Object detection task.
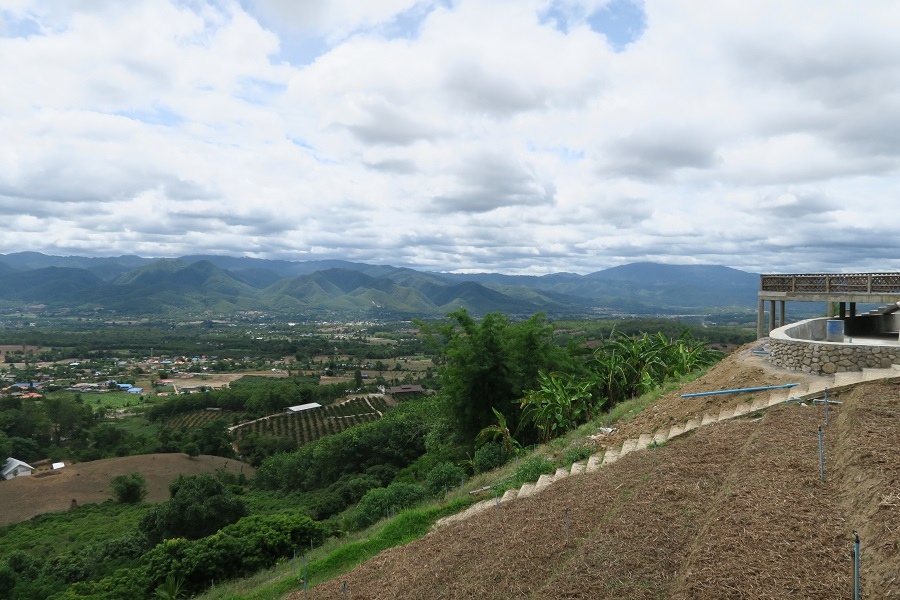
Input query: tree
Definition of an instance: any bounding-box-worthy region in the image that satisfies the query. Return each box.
[475,407,521,454]
[43,396,95,445]
[0,431,11,461]
[110,472,148,503]
[182,442,200,458]
[430,310,571,446]
[139,473,247,545]
[518,371,596,443]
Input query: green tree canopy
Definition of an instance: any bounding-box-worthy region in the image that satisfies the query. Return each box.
[139,473,247,545]
[110,472,148,504]
[431,310,572,445]
[0,431,11,461]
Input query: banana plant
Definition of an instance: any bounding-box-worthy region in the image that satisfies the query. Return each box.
[518,371,594,443]
[475,407,522,454]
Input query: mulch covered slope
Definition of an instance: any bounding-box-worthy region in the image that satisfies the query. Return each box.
[294,378,899,599]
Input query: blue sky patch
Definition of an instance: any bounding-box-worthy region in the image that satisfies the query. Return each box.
[0,11,44,38]
[540,0,646,51]
[587,0,646,51]
[117,105,183,127]
[236,77,287,105]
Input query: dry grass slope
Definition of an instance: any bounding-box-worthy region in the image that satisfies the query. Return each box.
[0,453,255,526]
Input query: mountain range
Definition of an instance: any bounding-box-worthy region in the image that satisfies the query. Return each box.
[0,253,761,319]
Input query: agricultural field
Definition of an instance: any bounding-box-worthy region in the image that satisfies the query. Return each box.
[231,395,393,449]
[165,409,248,430]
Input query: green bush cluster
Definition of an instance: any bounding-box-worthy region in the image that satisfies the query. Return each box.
[426,461,466,496]
[141,513,328,593]
[349,482,428,530]
[473,442,511,473]
[139,473,248,545]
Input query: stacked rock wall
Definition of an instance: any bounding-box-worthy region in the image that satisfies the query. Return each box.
[769,317,900,374]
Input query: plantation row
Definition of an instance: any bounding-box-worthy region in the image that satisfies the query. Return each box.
[165,409,246,430]
[231,396,390,448]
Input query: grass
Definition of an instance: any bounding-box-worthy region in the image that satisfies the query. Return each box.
[0,501,148,562]
[194,499,472,600]
[110,414,160,437]
[71,390,149,410]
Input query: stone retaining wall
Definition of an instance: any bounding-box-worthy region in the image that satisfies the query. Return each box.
[769,317,900,374]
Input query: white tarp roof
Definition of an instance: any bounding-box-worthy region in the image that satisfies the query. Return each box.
[285,402,322,412]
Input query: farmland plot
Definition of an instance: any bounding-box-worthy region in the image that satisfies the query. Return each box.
[231,395,391,448]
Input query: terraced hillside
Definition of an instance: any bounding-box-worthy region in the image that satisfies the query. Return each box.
[294,348,900,599]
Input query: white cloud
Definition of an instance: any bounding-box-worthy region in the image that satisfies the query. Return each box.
[1,0,899,275]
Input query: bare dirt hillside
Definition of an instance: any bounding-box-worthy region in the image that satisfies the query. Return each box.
[0,454,254,526]
[293,346,899,599]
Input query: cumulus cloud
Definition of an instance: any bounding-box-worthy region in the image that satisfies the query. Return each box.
[0,0,899,274]
[431,153,556,213]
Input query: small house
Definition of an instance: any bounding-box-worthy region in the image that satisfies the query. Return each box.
[386,384,425,396]
[2,457,36,480]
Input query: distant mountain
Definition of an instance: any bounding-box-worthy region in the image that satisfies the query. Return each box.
[0,252,761,318]
[0,267,104,302]
[0,252,151,273]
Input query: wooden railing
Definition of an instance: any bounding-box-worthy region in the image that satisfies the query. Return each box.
[761,273,900,294]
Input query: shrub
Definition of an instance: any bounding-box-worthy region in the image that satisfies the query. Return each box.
[141,513,327,593]
[139,473,247,545]
[426,462,465,496]
[350,482,428,530]
[473,442,508,473]
[109,473,147,504]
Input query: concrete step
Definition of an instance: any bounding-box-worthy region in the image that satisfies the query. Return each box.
[717,406,735,421]
[601,448,620,466]
[700,412,718,426]
[534,473,554,493]
[804,379,830,396]
[862,367,897,381]
[586,454,603,472]
[750,395,770,411]
[637,433,653,449]
[667,423,686,439]
[553,467,569,482]
[570,461,586,476]
[518,482,536,499]
[652,429,668,445]
[770,384,805,405]
[451,499,493,523]
[833,371,863,387]
[500,488,518,503]
[794,383,810,396]
[731,402,754,418]
[619,438,638,457]
[766,387,793,404]
[684,417,701,434]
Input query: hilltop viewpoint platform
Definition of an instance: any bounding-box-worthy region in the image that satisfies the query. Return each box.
[768,315,900,374]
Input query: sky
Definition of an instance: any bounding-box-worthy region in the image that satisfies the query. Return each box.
[1,0,899,275]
